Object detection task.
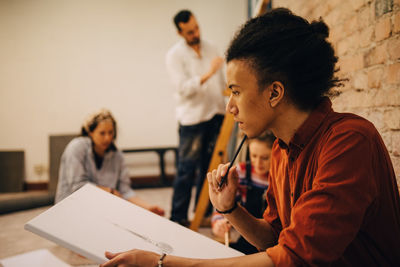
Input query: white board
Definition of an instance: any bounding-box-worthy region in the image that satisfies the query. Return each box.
[24,184,242,264]
[0,249,71,267]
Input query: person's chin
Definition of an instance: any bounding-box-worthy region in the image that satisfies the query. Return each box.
[103,144,111,150]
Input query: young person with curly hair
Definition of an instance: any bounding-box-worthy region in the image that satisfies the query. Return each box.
[101,8,400,266]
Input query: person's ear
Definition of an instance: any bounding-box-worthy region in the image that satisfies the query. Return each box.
[268,81,284,108]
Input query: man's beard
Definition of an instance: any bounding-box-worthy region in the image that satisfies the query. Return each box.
[188,37,200,46]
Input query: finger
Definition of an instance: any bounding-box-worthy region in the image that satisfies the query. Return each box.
[101,253,123,267]
[216,163,226,186]
[105,251,121,259]
[227,165,238,188]
[219,163,230,178]
[211,169,219,189]
[207,172,217,193]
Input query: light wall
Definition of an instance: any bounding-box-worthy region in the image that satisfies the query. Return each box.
[0,0,248,182]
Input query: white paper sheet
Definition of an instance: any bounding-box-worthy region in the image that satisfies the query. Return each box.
[24,184,243,264]
[0,249,71,267]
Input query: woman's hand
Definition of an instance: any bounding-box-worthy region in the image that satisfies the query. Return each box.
[148,205,165,216]
[207,163,239,213]
[100,250,159,267]
[212,218,231,238]
[98,186,122,197]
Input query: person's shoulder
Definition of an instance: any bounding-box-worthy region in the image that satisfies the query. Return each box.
[166,40,186,58]
[111,149,124,160]
[64,136,91,155]
[327,112,378,139]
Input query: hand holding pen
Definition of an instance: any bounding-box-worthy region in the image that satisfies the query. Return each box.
[218,135,247,189]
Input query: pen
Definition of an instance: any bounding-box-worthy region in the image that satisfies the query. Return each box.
[218,135,247,189]
[224,231,230,247]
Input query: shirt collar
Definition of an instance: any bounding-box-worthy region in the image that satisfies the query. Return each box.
[278,97,333,152]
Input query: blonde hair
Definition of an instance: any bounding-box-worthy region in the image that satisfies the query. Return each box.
[249,130,276,148]
[81,108,117,139]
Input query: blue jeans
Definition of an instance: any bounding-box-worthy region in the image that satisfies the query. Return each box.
[170,114,224,222]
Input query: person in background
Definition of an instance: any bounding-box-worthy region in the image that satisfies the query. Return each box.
[101,8,400,266]
[166,9,226,226]
[55,109,164,216]
[211,131,275,254]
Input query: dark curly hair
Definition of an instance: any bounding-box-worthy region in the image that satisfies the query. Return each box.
[226,8,342,110]
[173,10,192,32]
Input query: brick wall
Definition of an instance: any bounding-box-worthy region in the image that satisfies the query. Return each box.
[273,0,400,186]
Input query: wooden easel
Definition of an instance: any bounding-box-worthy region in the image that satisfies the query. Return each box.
[189,0,270,232]
[189,112,235,231]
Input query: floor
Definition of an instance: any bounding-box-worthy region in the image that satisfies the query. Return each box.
[0,187,233,266]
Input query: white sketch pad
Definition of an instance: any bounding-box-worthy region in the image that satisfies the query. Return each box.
[0,249,71,267]
[24,184,243,264]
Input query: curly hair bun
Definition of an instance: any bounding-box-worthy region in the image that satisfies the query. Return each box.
[310,20,329,39]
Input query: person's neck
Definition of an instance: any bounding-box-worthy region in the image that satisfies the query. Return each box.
[190,43,201,57]
[93,146,105,157]
[271,103,311,145]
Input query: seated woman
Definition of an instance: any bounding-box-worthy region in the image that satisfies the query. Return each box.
[211,131,275,254]
[55,109,164,216]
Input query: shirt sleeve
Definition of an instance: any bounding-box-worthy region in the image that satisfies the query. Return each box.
[116,152,136,199]
[55,140,91,203]
[266,130,378,266]
[165,50,203,99]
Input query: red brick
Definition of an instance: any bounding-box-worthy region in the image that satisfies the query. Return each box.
[353,71,368,89]
[365,42,388,66]
[326,0,347,14]
[359,26,374,48]
[374,88,400,107]
[394,12,400,33]
[343,16,358,36]
[358,6,371,29]
[312,3,331,18]
[329,23,345,44]
[325,8,343,27]
[388,37,400,60]
[375,16,392,42]
[350,0,366,11]
[384,109,400,130]
[338,54,364,73]
[392,132,400,157]
[337,38,351,56]
[368,67,384,88]
[387,63,400,84]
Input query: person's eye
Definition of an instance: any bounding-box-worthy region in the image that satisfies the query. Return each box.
[232,90,240,96]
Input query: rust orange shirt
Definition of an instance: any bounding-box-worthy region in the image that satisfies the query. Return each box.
[264,98,400,266]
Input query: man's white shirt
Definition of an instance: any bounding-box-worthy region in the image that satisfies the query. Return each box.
[166,39,226,126]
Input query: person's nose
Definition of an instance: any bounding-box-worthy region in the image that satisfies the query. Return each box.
[256,158,262,168]
[106,133,113,142]
[194,29,200,39]
[226,96,237,115]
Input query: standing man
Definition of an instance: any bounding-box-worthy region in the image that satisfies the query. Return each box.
[101,8,400,266]
[165,10,226,226]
